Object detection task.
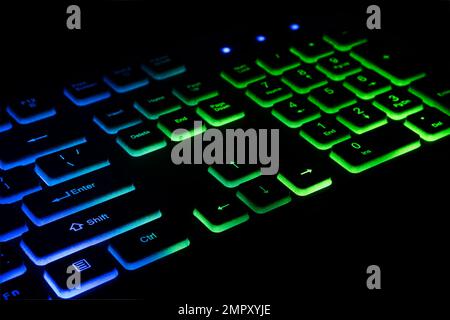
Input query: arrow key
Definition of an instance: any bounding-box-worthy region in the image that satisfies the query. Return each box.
[277,163,332,196]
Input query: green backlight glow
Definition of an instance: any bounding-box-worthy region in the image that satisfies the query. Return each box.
[133,101,181,120]
[408,87,450,116]
[207,166,260,188]
[322,35,367,52]
[404,121,450,142]
[315,64,362,82]
[281,77,327,95]
[245,90,293,109]
[277,174,332,196]
[172,89,219,107]
[116,137,167,157]
[372,101,423,121]
[255,59,300,76]
[343,81,391,100]
[307,95,356,114]
[271,109,321,129]
[220,71,266,89]
[236,191,292,214]
[300,130,351,150]
[157,122,206,142]
[196,107,245,127]
[193,209,249,233]
[336,115,388,135]
[289,47,333,64]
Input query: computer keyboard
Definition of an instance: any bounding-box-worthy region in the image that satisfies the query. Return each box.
[1,17,449,302]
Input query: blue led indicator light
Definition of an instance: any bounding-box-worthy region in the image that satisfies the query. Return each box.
[290,23,300,31]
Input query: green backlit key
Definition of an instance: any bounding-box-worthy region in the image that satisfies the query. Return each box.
[337,103,387,134]
[277,163,332,196]
[409,77,450,116]
[290,37,334,64]
[116,123,167,157]
[220,62,266,89]
[300,118,351,150]
[271,97,320,128]
[196,97,245,127]
[322,31,367,52]
[281,66,328,94]
[246,78,292,108]
[256,49,300,76]
[308,84,356,114]
[330,123,421,174]
[236,176,291,214]
[172,78,219,106]
[157,109,206,141]
[404,108,450,142]
[208,162,260,188]
[316,53,362,81]
[373,89,423,120]
[343,70,391,100]
[134,91,182,120]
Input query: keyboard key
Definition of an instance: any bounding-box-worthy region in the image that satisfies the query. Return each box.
[271,97,321,128]
[409,77,450,116]
[116,123,167,157]
[316,53,362,81]
[404,108,450,142]
[373,89,423,120]
[0,275,49,300]
[20,195,162,265]
[236,176,291,214]
[277,163,332,196]
[343,70,391,100]
[337,103,387,134]
[0,166,42,204]
[157,109,206,141]
[141,54,186,80]
[196,97,245,127]
[93,106,143,134]
[0,120,86,170]
[220,62,266,89]
[44,247,118,299]
[322,31,367,52]
[64,80,111,107]
[103,66,149,93]
[172,78,219,106]
[300,118,351,150]
[0,205,28,241]
[22,168,135,226]
[208,162,260,188]
[308,84,356,114]
[134,91,182,120]
[281,66,328,94]
[34,144,110,186]
[246,78,292,108]
[330,123,421,173]
[350,45,426,86]
[290,37,334,63]
[193,196,249,233]
[108,220,190,270]
[0,109,13,133]
[256,49,300,76]
[0,242,27,284]
[6,96,56,125]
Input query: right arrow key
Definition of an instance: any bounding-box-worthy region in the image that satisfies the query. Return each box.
[277,164,332,197]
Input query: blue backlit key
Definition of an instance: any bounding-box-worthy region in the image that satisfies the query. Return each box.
[0,166,42,204]
[35,144,110,186]
[22,168,135,226]
[0,205,28,241]
[0,242,27,284]
[6,96,56,125]
[0,109,13,132]
[93,106,143,134]
[141,54,186,80]
[64,80,111,107]
[0,275,49,300]
[103,66,149,93]
[44,247,118,299]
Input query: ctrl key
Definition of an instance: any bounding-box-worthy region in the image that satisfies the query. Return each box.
[43,248,118,299]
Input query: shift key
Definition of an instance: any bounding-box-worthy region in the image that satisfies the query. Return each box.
[22,168,135,226]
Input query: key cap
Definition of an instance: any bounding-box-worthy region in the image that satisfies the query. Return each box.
[277,163,332,196]
[330,123,421,173]
[220,62,266,89]
[409,77,450,116]
[256,49,300,76]
[246,78,292,108]
[93,106,143,134]
[300,118,351,150]
[343,70,391,100]
[172,78,219,106]
[141,54,186,80]
[6,96,56,125]
[0,120,86,170]
[208,162,261,188]
[193,193,249,233]
[373,89,423,120]
[0,166,42,204]
[290,37,334,63]
[308,84,356,114]
[157,109,206,141]
[0,205,28,241]
[22,168,135,226]
[64,80,111,107]
[134,91,182,120]
[322,30,367,52]
[0,109,13,133]
[236,176,292,214]
[404,108,450,142]
[103,66,149,93]
[350,45,426,86]
[108,220,190,270]
[281,66,328,94]
[0,275,50,300]
[20,195,162,265]
[34,144,110,186]
[0,242,27,284]
[271,97,321,128]
[44,247,118,299]
[116,123,167,157]
[196,97,245,127]
[337,103,387,134]
[316,53,362,81]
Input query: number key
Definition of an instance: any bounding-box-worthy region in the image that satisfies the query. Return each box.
[337,103,387,134]
[300,118,351,150]
[246,78,292,108]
